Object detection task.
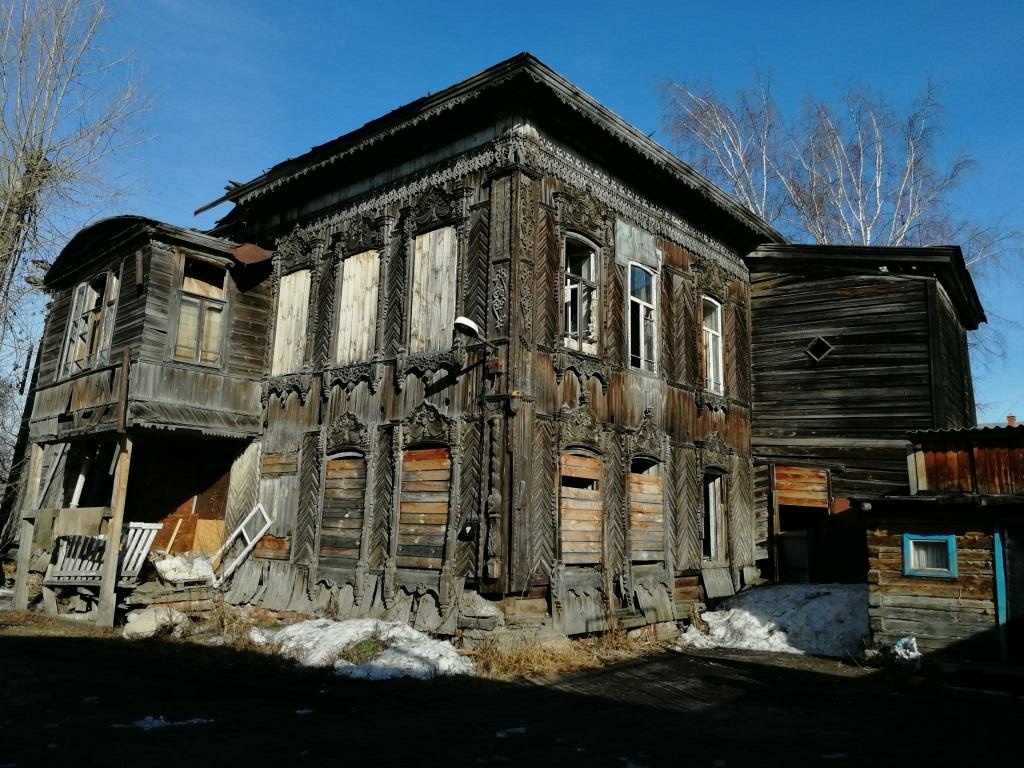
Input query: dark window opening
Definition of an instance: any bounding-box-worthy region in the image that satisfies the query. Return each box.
[563,238,598,354]
[805,336,834,362]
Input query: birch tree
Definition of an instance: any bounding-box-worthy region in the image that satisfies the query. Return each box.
[0,0,142,484]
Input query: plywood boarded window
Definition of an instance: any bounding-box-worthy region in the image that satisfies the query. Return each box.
[318,452,366,568]
[271,269,311,374]
[335,250,380,364]
[560,453,602,566]
[174,257,226,366]
[398,447,451,569]
[409,227,457,353]
[61,270,120,378]
[703,472,727,561]
[629,458,664,562]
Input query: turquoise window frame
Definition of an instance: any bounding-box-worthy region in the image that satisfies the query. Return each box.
[902,533,958,579]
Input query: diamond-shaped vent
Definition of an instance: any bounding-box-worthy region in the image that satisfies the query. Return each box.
[805,336,834,362]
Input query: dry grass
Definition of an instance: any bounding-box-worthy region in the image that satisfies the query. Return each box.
[0,609,120,639]
[470,629,660,682]
[337,634,387,666]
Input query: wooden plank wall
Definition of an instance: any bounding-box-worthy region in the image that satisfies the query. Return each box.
[930,284,975,429]
[271,269,312,375]
[559,454,603,566]
[868,526,998,656]
[318,455,366,570]
[409,227,457,353]
[774,466,829,508]
[335,250,379,364]
[397,447,451,569]
[628,470,664,562]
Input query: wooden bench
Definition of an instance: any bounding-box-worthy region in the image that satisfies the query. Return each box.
[42,521,162,589]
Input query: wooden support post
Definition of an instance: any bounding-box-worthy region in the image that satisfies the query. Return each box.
[96,435,132,627]
[13,443,45,610]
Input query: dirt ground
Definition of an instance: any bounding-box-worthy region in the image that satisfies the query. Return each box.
[1,610,1021,767]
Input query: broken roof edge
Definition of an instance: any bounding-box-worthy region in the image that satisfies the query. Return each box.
[746,242,986,330]
[45,216,238,288]
[194,52,783,245]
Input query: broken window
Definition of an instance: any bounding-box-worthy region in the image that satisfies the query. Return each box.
[270,268,311,374]
[60,270,120,378]
[409,227,458,353]
[702,297,724,395]
[563,238,598,354]
[174,257,227,366]
[335,250,380,364]
[559,453,602,566]
[702,472,726,561]
[628,264,656,371]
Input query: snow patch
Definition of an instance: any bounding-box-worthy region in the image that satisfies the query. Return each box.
[262,618,473,680]
[155,555,214,584]
[677,584,868,658]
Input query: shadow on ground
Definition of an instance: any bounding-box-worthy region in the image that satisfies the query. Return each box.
[1,628,1020,766]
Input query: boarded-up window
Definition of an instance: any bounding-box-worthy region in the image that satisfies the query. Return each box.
[61,270,120,377]
[335,250,380,364]
[703,473,726,561]
[174,258,226,366]
[629,458,664,562]
[409,227,457,353]
[258,453,299,559]
[398,447,451,569]
[271,269,311,374]
[560,454,602,566]
[318,453,366,568]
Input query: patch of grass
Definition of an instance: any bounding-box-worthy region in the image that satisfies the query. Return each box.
[471,630,658,682]
[338,634,387,666]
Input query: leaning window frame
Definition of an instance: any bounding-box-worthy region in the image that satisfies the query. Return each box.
[171,252,229,369]
[562,235,600,355]
[701,296,725,395]
[58,267,121,379]
[628,262,657,372]
[902,533,958,579]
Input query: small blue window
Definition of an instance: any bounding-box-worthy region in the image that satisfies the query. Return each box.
[902,534,958,579]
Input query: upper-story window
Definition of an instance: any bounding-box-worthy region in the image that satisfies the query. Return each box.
[563,237,598,354]
[270,268,311,374]
[629,264,656,371]
[409,227,457,354]
[60,270,120,378]
[702,297,724,395]
[174,257,226,366]
[335,249,380,364]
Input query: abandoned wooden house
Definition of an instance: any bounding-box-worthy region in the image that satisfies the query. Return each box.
[4,53,988,637]
[746,245,984,583]
[861,422,1024,660]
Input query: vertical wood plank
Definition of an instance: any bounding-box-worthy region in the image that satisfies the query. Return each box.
[97,435,132,627]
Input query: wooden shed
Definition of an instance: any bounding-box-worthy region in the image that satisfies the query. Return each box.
[746,245,985,583]
[861,423,1024,660]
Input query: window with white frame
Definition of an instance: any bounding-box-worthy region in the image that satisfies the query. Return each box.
[628,264,656,371]
[702,297,724,395]
[902,534,958,578]
[174,257,227,366]
[564,237,598,354]
[61,270,120,378]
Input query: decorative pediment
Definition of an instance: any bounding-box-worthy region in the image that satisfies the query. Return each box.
[691,258,730,301]
[554,190,606,240]
[553,349,609,394]
[698,431,733,471]
[276,225,323,274]
[262,374,315,409]
[325,412,368,453]
[410,185,467,230]
[395,346,465,392]
[324,359,385,395]
[332,214,384,257]
[695,387,730,415]
[402,402,454,448]
[631,407,662,459]
[557,393,602,451]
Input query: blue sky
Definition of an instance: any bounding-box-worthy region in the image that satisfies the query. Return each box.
[99,0,1024,419]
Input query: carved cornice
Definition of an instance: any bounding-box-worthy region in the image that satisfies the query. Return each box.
[331,214,386,257]
[691,258,731,301]
[404,185,471,235]
[275,225,323,275]
[324,412,368,454]
[324,358,385,395]
[395,345,466,391]
[695,388,731,415]
[697,431,734,472]
[262,373,315,409]
[557,392,603,452]
[553,348,609,394]
[402,401,456,448]
[554,189,607,242]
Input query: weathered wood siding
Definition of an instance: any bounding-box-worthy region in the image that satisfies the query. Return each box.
[559,454,603,566]
[318,455,366,569]
[335,250,379,363]
[398,447,451,570]
[628,470,664,562]
[271,269,312,375]
[868,526,998,656]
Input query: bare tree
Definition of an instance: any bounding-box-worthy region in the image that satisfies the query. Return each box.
[0,0,142,490]
[662,75,1017,272]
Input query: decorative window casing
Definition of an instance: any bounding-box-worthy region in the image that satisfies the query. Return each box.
[335,249,380,364]
[61,269,120,377]
[270,268,311,375]
[173,257,227,366]
[563,237,598,354]
[902,534,958,578]
[702,297,724,395]
[409,226,458,353]
[628,264,656,371]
